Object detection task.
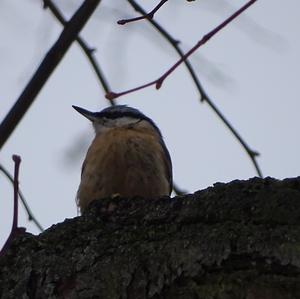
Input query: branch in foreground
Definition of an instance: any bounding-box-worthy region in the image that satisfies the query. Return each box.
[0,0,101,150]
[108,0,262,177]
[43,0,114,105]
[117,0,168,25]
[0,177,299,298]
[0,163,44,232]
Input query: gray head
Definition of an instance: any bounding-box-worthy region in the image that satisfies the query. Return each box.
[72,105,163,136]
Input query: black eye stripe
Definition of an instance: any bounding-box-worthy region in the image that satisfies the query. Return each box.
[92,106,163,138]
[98,111,142,120]
[97,112,162,137]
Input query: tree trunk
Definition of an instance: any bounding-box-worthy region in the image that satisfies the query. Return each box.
[0,177,300,299]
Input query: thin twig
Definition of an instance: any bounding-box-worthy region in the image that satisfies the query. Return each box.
[43,0,114,103]
[0,156,26,257]
[0,0,102,150]
[117,0,168,25]
[108,0,262,177]
[0,163,44,232]
[107,0,257,98]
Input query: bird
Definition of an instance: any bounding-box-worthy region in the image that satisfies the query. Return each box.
[72,105,172,213]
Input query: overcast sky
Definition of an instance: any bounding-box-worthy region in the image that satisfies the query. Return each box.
[1,0,299,247]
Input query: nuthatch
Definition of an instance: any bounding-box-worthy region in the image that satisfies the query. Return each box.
[73,105,172,213]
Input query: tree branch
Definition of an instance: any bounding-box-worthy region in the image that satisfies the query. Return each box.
[43,0,114,103]
[117,0,168,25]
[107,0,257,96]
[0,156,25,257]
[1,177,299,297]
[0,0,102,150]
[107,0,262,177]
[0,163,44,232]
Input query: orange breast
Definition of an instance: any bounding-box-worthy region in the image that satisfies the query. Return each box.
[77,127,170,212]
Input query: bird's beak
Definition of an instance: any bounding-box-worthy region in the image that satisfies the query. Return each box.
[72,105,98,122]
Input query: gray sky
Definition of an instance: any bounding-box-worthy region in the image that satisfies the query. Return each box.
[1,0,300,247]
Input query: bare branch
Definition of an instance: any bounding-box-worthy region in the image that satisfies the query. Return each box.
[43,0,114,103]
[0,156,26,257]
[110,0,262,177]
[117,0,168,25]
[0,163,44,232]
[107,0,257,98]
[0,0,102,150]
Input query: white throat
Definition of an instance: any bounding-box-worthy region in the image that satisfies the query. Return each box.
[93,116,141,134]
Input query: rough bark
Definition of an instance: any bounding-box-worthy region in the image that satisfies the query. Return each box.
[0,177,300,299]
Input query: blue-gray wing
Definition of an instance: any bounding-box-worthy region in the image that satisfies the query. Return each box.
[160,139,173,195]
